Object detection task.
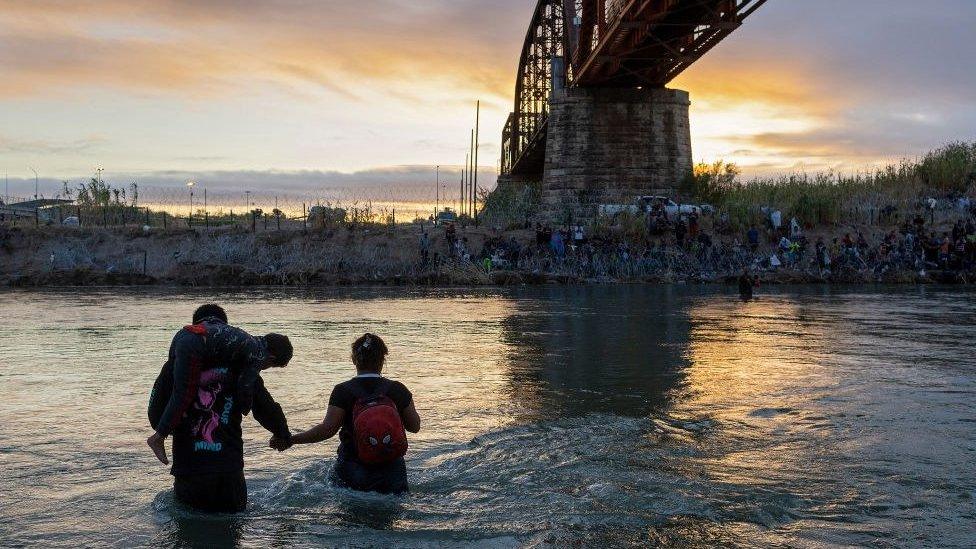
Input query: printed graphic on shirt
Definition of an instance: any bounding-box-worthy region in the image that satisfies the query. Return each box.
[192,367,229,452]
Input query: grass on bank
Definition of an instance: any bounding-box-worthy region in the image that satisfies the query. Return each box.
[481,142,976,230]
[683,142,976,227]
[478,180,542,228]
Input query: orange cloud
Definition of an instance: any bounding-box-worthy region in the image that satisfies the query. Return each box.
[2,0,971,178]
[0,1,520,102]
[674,61,842,118]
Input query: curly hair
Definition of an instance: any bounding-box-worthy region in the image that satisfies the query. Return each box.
[192,303,227,324]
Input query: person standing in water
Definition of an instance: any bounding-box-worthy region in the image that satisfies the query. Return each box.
[274,333,420,494]
[147,304,294,513]
[738,268,754,300]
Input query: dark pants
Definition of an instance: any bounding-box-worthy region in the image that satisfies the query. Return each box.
[332,457,408,494]
[174,471,247,513]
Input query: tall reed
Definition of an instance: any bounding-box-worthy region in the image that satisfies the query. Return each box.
[693,142,976,227]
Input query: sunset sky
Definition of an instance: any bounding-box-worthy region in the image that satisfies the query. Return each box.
[1,0,974,197]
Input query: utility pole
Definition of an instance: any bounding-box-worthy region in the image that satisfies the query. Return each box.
[468,129,474,218]
[462,155,468,216]
[30,167,38,200]
[4,173,8,204]
[435,165,440,217]
[474,100,480,222]
[244,190,251,211]
[458,158,464,217]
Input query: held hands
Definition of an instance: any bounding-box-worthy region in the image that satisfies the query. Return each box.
[269,435,293,452]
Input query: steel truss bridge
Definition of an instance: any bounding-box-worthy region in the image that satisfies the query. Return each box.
[501,0,766,176]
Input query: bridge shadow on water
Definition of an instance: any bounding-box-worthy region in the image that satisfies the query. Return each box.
[499,285,695,422]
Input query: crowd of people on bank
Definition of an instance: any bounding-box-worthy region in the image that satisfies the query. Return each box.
[422,199,976,281]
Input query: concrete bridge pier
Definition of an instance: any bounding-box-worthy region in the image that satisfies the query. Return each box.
[541,87,692,222]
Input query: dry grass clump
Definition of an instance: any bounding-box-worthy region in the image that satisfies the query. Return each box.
[479,180,542,229]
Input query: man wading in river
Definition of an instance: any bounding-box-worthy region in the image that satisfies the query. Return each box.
[147,304,293,513]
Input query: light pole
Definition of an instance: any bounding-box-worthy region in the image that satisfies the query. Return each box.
[187,181,195,217]
[474,100,480,223]
[94,167,103,207]
[29,167,38,200]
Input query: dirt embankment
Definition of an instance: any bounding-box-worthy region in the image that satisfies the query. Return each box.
[0,222,963,287]
[0,224,506,287]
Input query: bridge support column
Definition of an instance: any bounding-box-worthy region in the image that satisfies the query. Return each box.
[495,173,540,190]
[541,87,692,222]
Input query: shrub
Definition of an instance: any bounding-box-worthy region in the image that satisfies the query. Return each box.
[913,142,976,192]
[680,161,740,204]
[479,180,542,228]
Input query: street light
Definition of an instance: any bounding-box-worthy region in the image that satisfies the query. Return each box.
[187,181,195,217]
[29,167,38,200]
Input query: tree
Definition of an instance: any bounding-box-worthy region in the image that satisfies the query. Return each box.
[76,178,113,206]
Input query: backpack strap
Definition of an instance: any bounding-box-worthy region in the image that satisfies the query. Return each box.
[183,324,207,336]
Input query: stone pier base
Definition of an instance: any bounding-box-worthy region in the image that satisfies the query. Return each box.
[541,87,692,222]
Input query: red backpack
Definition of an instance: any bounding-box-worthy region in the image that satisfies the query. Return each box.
[351,382,408,465]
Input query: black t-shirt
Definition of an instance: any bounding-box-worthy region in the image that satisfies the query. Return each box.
[170,363,245,476]
[328,376,413,462]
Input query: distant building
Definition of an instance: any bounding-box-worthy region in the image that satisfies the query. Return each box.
[0,198,74,221]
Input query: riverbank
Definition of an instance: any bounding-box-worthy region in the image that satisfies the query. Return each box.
[2,213,973,286]
[5,144,974,287]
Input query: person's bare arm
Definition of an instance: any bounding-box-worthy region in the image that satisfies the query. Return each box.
[279,405,345,446]
[401,401,421,433]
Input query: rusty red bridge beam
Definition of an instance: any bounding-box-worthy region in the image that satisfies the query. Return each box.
[500,0,766,175]
[571,0,767,87]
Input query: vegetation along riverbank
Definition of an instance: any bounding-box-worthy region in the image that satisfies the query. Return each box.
[2,143,975,287]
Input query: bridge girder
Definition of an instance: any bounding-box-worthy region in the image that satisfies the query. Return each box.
[502,0,766,176]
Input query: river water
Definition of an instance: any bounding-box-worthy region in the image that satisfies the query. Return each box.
[0,286,974,548]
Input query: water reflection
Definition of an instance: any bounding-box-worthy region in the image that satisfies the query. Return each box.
[684,294,835,412]
[501,286,693,420]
